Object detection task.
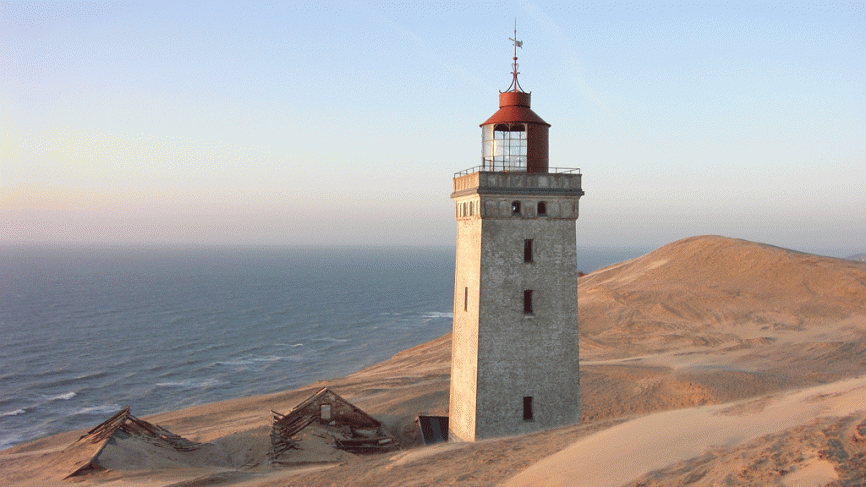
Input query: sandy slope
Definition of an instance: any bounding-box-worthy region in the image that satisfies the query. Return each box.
[580,235,866,359]
[506,375,866,487]
[2,235,865,486]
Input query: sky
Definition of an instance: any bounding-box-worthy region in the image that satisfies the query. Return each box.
[2,1,864,252]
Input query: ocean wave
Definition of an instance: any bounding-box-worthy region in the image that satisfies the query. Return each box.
[312,338,348,343]
[421,311,453,319]
[74,370,109,381]
[252,355,281,362]
[37,370,107,389]
[275,343,304,348]
[47,391,77,401]
[213,358,254,367]
[155,378,225,389]
[71,404,123,416]
[0,408,26,418]
[0,434,23,451]
[211,355,283,367]
[211,359,247,367]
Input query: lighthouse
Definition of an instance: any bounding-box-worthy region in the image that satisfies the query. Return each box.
[448,28,584,442]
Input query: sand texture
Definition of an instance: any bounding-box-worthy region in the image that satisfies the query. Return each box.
[2,235,865,486]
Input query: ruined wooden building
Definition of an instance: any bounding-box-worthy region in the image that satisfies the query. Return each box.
[64,406,205,478]
[269,387,397,462]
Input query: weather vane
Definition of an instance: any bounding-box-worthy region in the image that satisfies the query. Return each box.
[506,19,524,92]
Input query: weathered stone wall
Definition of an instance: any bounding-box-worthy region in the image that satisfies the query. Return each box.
[449,172,582,442]
[449,194,482,442]
[475,216,579,439]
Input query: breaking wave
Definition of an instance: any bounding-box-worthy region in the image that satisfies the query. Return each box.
[47,391,77,401]
[421,311,453,319]
[1,408,26,418]
[155,378,225,389]
[70,404,123,416]
[210,355,284,367]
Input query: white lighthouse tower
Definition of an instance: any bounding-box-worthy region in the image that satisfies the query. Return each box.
[448,29,584,442]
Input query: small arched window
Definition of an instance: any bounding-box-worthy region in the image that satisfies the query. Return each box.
[537,201,547,215]
[511,201,521,215]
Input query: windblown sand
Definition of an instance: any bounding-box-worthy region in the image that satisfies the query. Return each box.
[3,235,865,486]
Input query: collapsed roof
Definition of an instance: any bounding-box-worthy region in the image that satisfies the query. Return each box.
[64,406,206,478]
[270,387,397,462]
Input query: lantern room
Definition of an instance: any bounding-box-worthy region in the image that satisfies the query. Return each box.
[481,90,549,173]
[479,26,550,174]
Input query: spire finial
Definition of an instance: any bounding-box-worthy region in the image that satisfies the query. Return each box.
[506,19,524,92]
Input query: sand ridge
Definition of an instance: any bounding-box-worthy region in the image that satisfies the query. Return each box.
[2,235,865,486]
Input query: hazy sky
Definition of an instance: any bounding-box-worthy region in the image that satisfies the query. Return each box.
[2,1,864,251]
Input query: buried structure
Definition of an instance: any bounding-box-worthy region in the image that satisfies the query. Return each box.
[59,388,398,479]
[63,407,219,478]
[269,387,398,463]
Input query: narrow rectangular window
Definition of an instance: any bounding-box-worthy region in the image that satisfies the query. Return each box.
[523,290,533,314]
[523,396,533,421]
[464,287,468,312]
[524,239,533,262]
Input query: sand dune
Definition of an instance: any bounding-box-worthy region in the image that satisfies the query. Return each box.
[580,235,866,358]
[2,235,865,486]
[506,377,866,487]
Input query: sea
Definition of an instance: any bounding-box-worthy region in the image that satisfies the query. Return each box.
[0,244,647,450]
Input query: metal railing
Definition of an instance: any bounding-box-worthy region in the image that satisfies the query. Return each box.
[453,166,581,178]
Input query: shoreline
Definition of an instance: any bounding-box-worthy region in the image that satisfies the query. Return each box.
[3,236,866,486]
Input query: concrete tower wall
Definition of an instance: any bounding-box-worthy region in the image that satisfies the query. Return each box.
[450,202,482,440]
[476,216,579,438]
[450,171,582,441]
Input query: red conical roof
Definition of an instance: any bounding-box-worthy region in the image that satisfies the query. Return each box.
[481,91,549,127]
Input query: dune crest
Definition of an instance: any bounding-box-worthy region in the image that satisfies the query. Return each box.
[580,235,866,358]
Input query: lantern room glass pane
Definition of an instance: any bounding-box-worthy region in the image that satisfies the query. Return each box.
[482,123,527,171]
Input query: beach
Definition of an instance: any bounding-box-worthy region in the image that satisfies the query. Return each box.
[2,235,865,486]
